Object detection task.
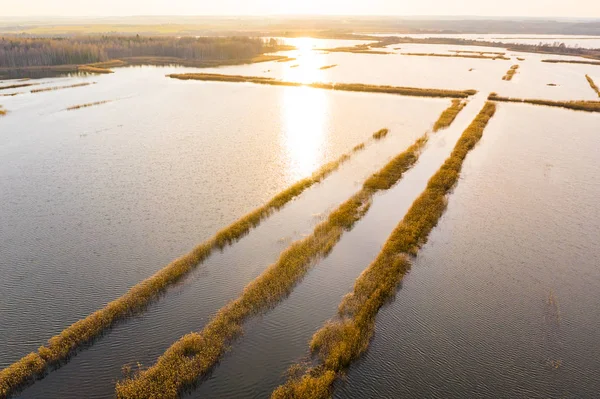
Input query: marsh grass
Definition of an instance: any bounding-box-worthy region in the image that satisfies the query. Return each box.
[542,59,600,66]
[271,102,498,399]
[290,64,300,68]
[432,99,467,132]
[585,75,600,97]
[0,82,38,91]
[114,130,431,399]
[168,73,477,99]
[371,128,388,140]
[319,64,338,70]
[517,57,525,61]
[78,65,114,74]
[450,50,506,56]
[502,64,519,81]
[0,127,385,399]
[66,100,112,111]
[403,52,510,60]
[277,58,296,63]
[0,105,5,116]
[31,82,94,93]
[488,93,600,112]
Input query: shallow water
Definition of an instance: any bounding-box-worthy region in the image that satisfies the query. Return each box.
[2,39,600,398]
[336,103,600,398]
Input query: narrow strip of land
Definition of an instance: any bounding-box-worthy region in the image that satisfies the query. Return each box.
[0,82,38,91]
[585,75,600,97]
[31,82,95,93]
[271,102,497,399]
[402,52,510,60]
[542,59,600,66]
[115,126,434,398]
[0,127,388,399]
[433,100,467,132]
[66,100,113,111]
[502,65,519,81]
[168,73,477,99]
[488,93,600,112]
[319,64,338,70]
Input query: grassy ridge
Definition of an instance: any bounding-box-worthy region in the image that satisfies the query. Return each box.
[271,102,497,399]
[0,82,38,91]
[78,65,114,74]
[488,93,600,112]
[450,50,506,56]
[114,128,436,398]
[432,99,467,132]
[402,52,510,60]
[586,75,600,97]
[502,65,519,81]
[66,100,112,111]
[168,73,477,99]
[0,128,386,399]
[31,82,94,93]
[542,59,600,66]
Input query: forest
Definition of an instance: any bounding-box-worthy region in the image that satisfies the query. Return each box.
[0,36,284,68]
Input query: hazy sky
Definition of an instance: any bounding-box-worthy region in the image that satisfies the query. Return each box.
[3,0,599,18]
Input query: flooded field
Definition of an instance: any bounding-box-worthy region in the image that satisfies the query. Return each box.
[1,35,600,398]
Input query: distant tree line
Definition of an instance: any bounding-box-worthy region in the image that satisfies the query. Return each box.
[0,36,283,68]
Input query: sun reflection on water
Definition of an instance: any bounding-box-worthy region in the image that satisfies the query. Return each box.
[281,84,329,182]
[282,37,326,84]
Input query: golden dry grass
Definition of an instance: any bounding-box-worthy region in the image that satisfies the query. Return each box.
[66,100,112,111]
[432,99,467,132]
[31,82,94,93]
[371,128,388,140]
[319,64,338,70]
[403,52,510,60]
[0,82,38,91]
[168,73,477,99]
[0,106,6,116]
[0,127,384,399]
[450,50,506,56]
[271,102,497,399]
[542,59,600,66]
[488,93,600,112]
[78,65,114,74]
[585,75,600,97]
[114,130,432,399]
[502,64,519,81]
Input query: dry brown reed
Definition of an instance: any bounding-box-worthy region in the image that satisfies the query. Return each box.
[31,82,94,93]
[432,99,467,132]
[168,73,477,99]
[585,75,600,97]
[542,59,600,66]
[488,93,600,112]
[114,130,433,399]
[502,64,519,81]
[78,65,114,74]
[403,52,510,60]
[0,127,384,399]
[0,82,38,91]
[66,100,112,111]
[319,64,338,70]
[270,102,498,399]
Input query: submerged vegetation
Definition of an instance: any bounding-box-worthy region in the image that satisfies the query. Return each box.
[488,93,600,112]
[115,130,432,399]
[30,82,94,93]
[402,52,509,60]
[66,100,112,111]
[585,75,600,97]
[432,99,467,132]
[0,127,386,399]
[271,102,498,399]
[169,73,477,99]
[319,64,338,70]
[502,65,519,81]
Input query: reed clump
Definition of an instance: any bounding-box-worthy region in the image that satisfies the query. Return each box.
[114,129,433,399]
[319,64,338,70]
[0,105,6,116]
[66,100,112,111]
[488,93,600,113]
[450,50,506,56]
[0,128,383,399]
[517,57,525,61]
[432,99,467,132]
[585,75,600,97]
[0,82,38,91]
[78,65,114,74]
[542,59,600,66]
[502,64,519,81]
[403,52,510,60]
[371,128,388,140]
[31,82,94,93]
[271,102,498,399]
[277,58,296,63]
[168,73,477,99]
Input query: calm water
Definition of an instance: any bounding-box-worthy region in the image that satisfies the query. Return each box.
[336,104,600,398]
[1,39,600,398]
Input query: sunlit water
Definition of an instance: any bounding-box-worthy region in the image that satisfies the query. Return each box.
[1,38,600,398]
